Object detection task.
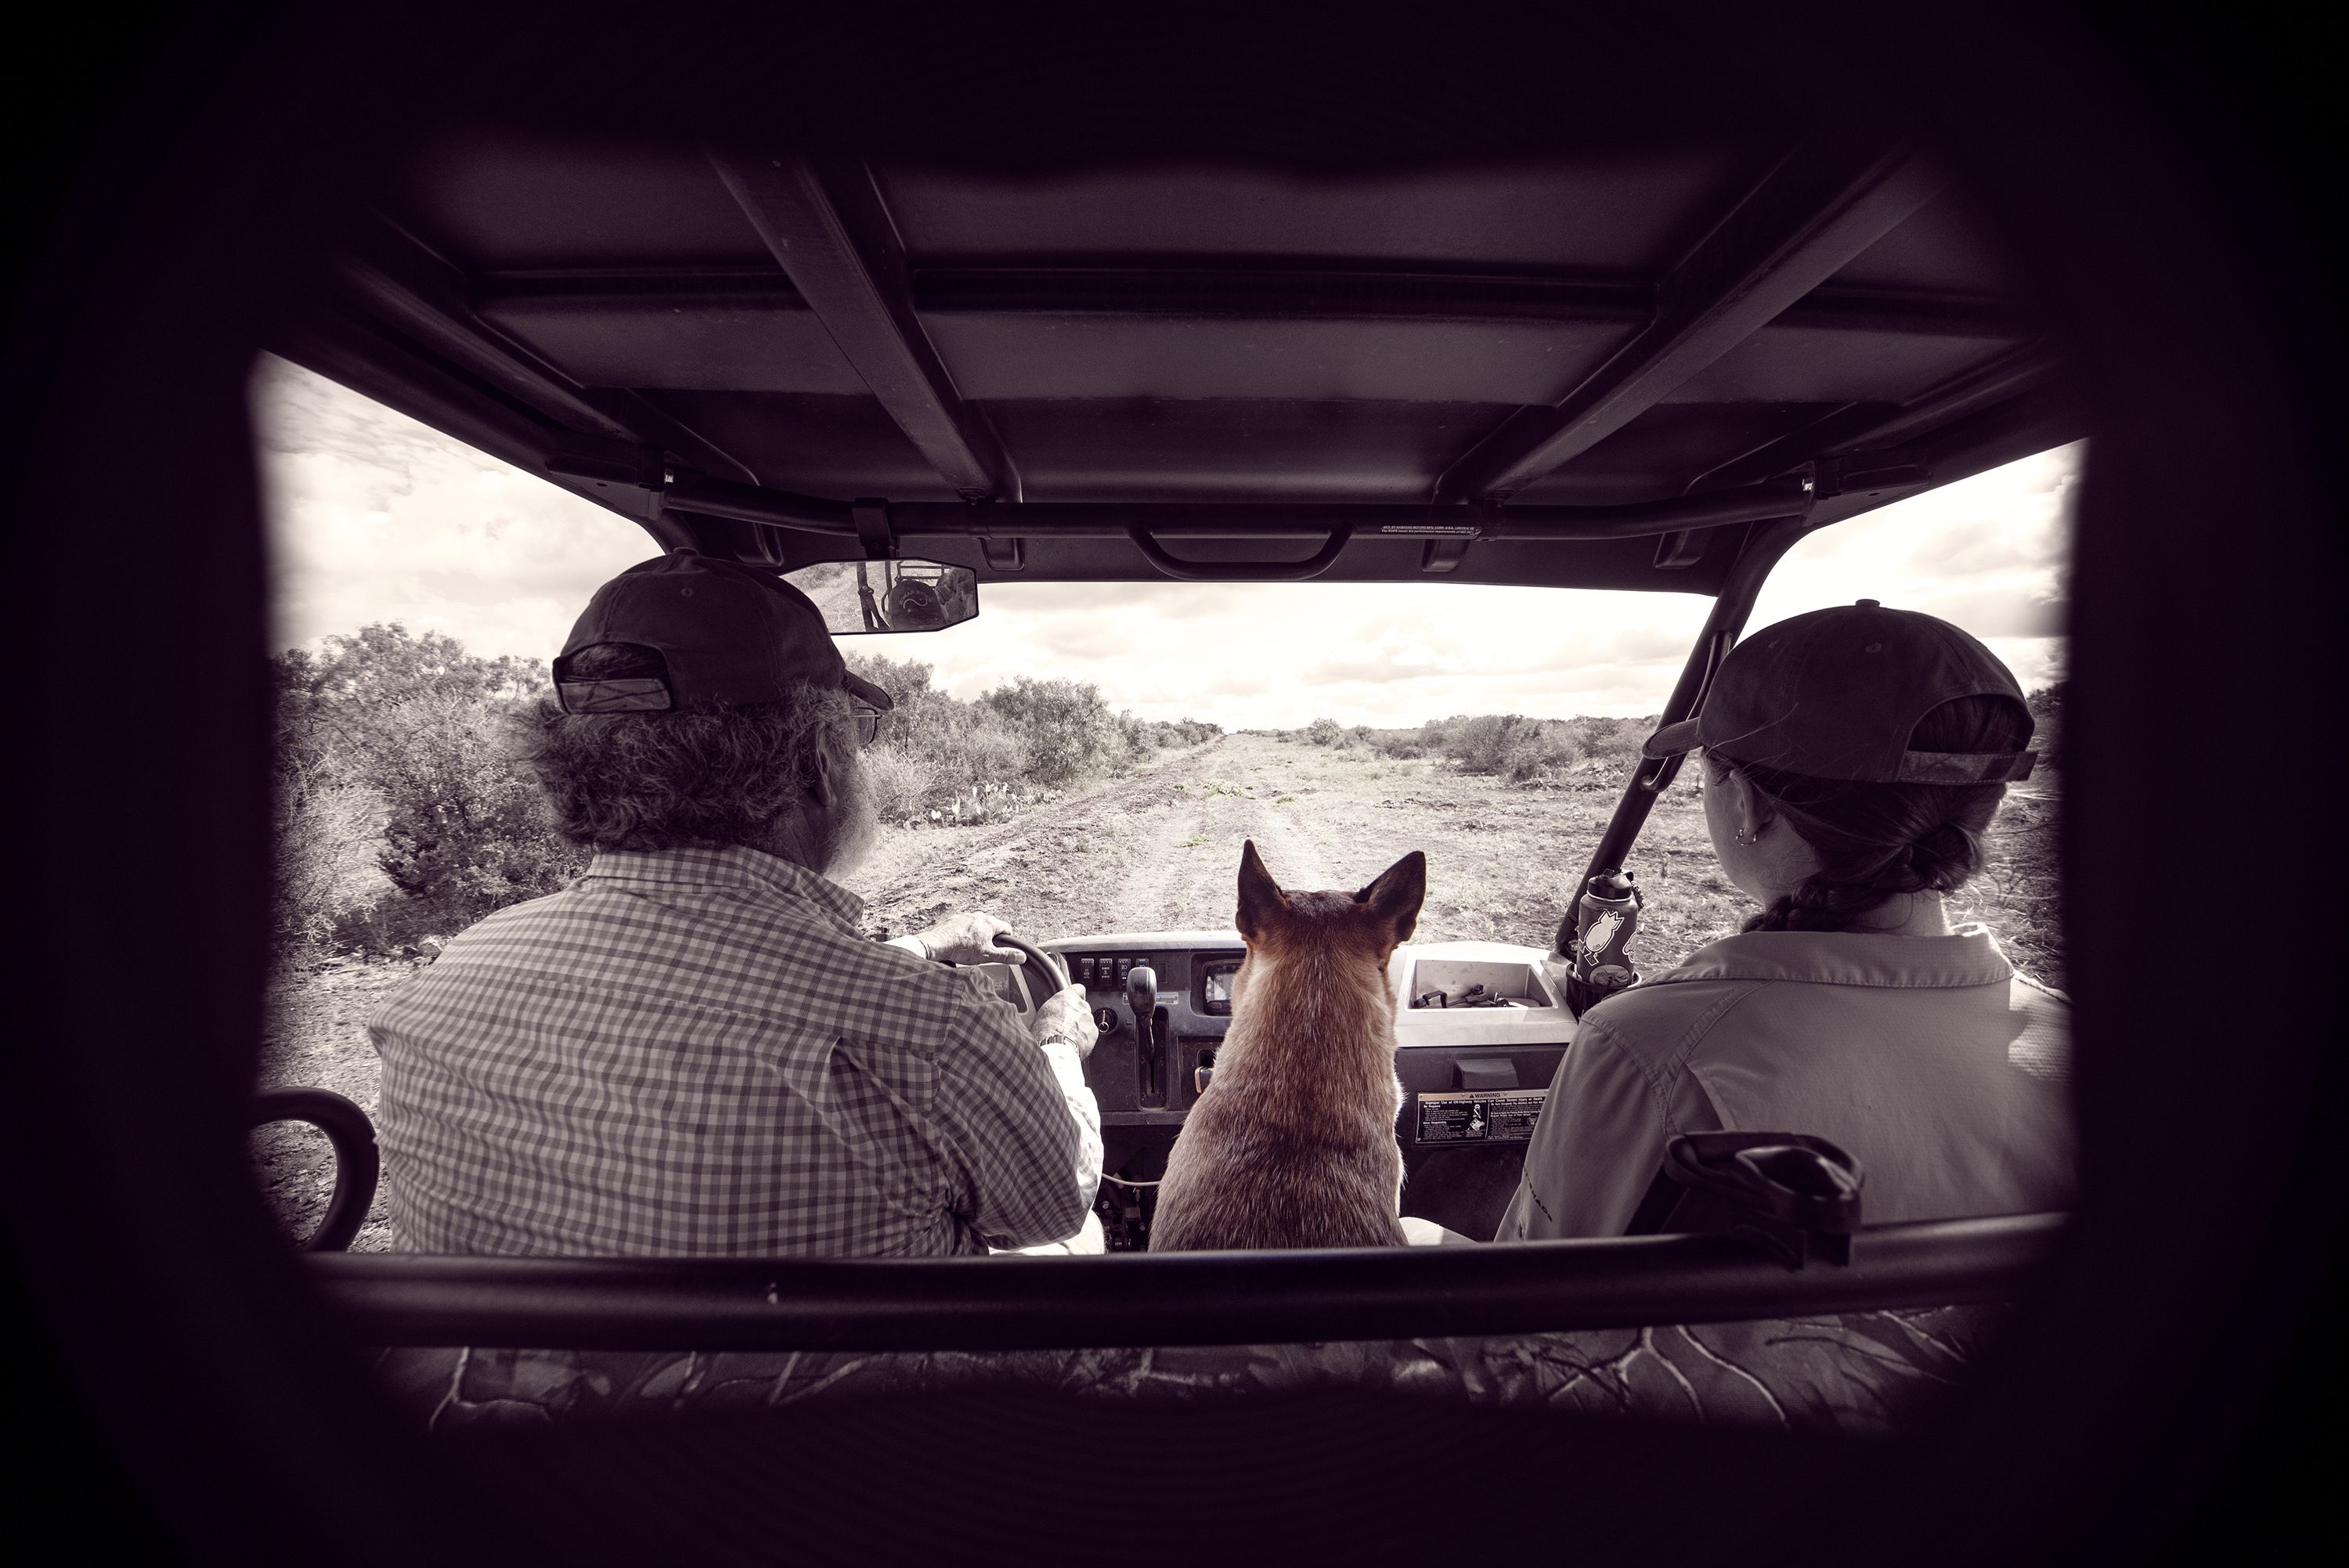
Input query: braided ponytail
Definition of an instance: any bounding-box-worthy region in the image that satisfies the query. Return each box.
[1711,695,2028,935]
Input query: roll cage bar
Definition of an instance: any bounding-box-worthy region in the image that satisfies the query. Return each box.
[313,1215,2065,1351]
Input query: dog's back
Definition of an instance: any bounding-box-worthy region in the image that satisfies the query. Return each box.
[1150,842,1425,1251]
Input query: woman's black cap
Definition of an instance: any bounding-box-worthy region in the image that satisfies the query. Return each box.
[1642,600,2037,784]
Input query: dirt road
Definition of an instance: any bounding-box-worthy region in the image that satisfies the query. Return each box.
[849,732,1735,954]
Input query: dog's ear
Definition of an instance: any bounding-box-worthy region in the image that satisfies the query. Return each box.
[1355,850,1427,946]
[1236,839,1290,939]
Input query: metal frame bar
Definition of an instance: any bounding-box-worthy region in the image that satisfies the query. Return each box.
[250,1090,379,1254]
[709,150,1019,501]
[306,1213,2063,1351]
[1434,141,1945,503]
[470,264,2027,341]
[659,474,1813,546]
[1551,514,1823,957]
[271,300,568,470]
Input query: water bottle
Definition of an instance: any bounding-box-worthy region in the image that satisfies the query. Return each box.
[1568,869,1642,1013]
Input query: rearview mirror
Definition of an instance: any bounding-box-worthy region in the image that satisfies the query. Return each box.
[786,558,980,634]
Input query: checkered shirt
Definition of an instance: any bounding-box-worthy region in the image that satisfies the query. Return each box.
[369,845,1099,1256]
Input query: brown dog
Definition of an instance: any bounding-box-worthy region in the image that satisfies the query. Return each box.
[1149,841,1427,1250]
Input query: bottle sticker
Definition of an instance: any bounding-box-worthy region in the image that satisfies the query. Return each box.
[1582,909,1626,957]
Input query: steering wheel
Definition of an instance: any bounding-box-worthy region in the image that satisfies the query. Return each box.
[990,932,1070,1013]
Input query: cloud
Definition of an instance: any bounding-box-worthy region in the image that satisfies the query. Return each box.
[1747,442,2080,673]
[254,358,656,663]
[256,354,2080,722]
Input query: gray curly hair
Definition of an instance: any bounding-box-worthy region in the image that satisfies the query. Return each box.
[521,642,853,852]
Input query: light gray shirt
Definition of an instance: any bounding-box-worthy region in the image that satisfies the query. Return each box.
[1498,925,2073,1240]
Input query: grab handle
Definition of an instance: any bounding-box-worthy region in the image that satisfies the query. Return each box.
[249,1087,380,1252]
[1128,526,1351,582]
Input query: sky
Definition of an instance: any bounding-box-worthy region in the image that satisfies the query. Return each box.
[254,354,2075,730]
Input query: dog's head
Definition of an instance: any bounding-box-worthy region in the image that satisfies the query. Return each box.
[1235,839,1425,971]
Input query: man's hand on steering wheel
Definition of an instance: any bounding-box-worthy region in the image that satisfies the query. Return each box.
[903,910,1019,964]
[1031,985,1098,1062]
[892,914,1093,1058]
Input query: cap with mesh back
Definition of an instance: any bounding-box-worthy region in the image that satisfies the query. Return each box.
[553,550,893,715]
[1641,600,2037,784]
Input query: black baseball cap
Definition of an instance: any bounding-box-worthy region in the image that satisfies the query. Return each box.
[1642,600,2037,784]
[553,551,893,715]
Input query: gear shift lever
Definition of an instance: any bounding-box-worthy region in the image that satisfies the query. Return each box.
[1127,964,1161,1106]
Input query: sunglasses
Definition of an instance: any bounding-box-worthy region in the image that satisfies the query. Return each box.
[850,704,886,746]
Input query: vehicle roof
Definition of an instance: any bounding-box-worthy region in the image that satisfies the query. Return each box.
[280,124,2076,597]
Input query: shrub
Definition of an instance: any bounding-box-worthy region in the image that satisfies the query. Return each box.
[1451,714,1576,780]
[1111,709,1159,769]
[862,747,942,821]
[273,768,392,962]
[897,693,1030,797]
[1305,716,1344,746]
[1567,715,1648,768]
[846,652,1034,807]
[842,651,937,712]
[946,712,1033,788]
[272,623,583,961]
[1420,712,1620,784]
[355,690,586,943]
[840,654,1215,821]
[2026,683,2063,767]
[982,676,1124,784]
[1362,726,1423,758]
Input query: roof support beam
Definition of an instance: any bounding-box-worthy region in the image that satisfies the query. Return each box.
[1690,344,2062,492]
[1433,140,1944,503]
[709,151,1019,502]
[330,215,760,485]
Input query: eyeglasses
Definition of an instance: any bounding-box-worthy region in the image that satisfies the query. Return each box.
[850,704,886,746]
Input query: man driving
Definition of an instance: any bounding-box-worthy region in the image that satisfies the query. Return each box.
[367,550,1102,1257]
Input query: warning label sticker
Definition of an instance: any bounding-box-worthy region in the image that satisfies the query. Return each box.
[1377,524,1482,537]
[1414,1089,1547,1144]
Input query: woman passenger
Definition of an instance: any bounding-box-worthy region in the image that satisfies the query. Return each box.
[1498,600,2072,1240]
